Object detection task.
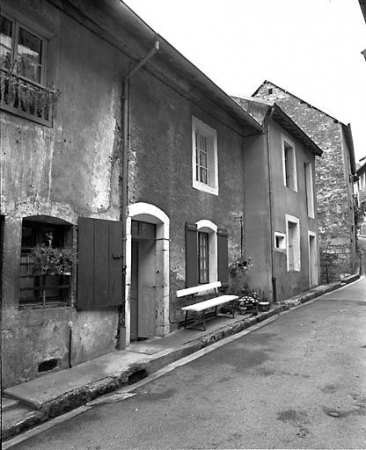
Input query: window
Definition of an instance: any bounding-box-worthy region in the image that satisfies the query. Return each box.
[185,221,228,287]
[20,219,73,307]
[1,14,44,84]
[192,117,218,195]
[0,13,56,126]
[282,136,297,191]
[304,163,315,218]
[198,232,209,284]
[286,215,300,271]
[274,232,286,251]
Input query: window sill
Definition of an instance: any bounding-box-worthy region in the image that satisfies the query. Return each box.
[193,180,218,196]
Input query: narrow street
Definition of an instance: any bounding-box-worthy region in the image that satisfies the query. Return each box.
[10,278,366,450]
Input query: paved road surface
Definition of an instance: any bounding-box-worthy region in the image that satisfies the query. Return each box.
[11,278,366,449]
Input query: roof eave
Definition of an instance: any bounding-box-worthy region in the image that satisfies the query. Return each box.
[64,0,263,135]
[272,104,323,156]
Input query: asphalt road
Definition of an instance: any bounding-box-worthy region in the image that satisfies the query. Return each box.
[11,278,366,450]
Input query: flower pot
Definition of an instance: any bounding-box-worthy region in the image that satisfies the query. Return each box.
[258,302,270,312]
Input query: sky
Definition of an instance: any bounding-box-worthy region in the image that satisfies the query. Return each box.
[124,0,366,163]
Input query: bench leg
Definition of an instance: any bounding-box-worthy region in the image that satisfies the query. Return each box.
[202,311,206,331]
[184,310,188,328]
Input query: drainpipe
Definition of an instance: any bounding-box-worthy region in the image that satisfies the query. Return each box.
[117,41,160,349]
[265,107,276,302]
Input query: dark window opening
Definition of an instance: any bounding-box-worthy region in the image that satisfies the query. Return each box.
[198,232,209,284]
[20,219,72,307]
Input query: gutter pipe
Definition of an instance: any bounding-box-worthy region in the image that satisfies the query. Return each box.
[265,107,276,302]
[117,40,160,349]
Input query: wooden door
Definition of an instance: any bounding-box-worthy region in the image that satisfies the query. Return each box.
[130,240,139,341]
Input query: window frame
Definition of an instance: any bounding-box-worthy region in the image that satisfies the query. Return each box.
[285,214,301,272]
[192,117,218,196]
[282,135,297,192]
[274,231,286,251]
[198,231,209,284]
[1,13,47,86]
[304,162,315,218]
[19,219,73,308]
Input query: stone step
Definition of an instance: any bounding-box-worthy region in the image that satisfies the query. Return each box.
[1,404,44,442]
[2,396,20,412]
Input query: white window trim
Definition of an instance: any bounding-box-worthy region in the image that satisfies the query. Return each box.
[196,219,218,282]
[274,231,286,251]
[305,163,315,218]
[285,214,301,272]
[192,117,218,196]
[282,134,298,192]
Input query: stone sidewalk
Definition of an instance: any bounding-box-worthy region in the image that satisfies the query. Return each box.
[1,274,359,444]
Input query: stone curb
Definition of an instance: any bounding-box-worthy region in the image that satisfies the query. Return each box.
[2,277,360,442]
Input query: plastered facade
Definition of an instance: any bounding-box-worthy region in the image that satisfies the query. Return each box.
[253,82,357,283]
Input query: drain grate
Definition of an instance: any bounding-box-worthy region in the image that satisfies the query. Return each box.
[38,358,58,373]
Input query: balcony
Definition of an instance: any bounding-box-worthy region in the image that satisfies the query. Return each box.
[0,69,59,126]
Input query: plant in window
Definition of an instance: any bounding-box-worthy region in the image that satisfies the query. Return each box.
[30,244,77,275]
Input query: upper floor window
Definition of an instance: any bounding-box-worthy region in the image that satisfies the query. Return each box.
[282,136,297,191]
[0,13,58,126]
[192,117,218,196]
[304,163,315,218]
[1,14,44,84]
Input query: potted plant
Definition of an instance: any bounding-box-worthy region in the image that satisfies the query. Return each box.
[30,244,77,275]
[229,255,253,276]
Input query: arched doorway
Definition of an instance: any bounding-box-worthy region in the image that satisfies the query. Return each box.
[125,203,169,345]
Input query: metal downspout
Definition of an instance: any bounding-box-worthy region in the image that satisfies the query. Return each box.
[266,108,276,302]
[118,41,160,349]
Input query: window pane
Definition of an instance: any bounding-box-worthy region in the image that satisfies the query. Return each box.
[0,15,13,69]
[18,56,41,82]
[198,232,209,283]
[200,151,207,168]
[199,135,207,151]
[18,27,42,63]
[0,45,11,68]
[18,27,42,82]
[200,167,207,184]
[0,15,13,39]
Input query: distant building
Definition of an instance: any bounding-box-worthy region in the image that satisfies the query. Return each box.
[253,81,358,283]
[356,158,366,234]
[233,97,322,301]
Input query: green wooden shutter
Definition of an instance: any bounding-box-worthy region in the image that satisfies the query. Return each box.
[217,228,229,288]
[185,222,198,287]
[78,217,123,309]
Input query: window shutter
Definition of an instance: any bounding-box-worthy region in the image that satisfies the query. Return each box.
[185,222,198,287]
[78,217,123,309]
[217,228,229,288]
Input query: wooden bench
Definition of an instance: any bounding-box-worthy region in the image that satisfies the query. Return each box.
[177,281,238,331]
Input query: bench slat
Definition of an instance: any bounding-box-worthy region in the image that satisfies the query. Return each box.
[182,295,238,312]
[176,281,221,298]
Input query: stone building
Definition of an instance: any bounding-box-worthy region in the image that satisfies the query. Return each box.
[253,81,358,283]
[356,158,366,234]
[0,0,263,389]
[0,1,321,391]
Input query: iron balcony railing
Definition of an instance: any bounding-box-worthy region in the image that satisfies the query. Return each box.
[0,69,59,126]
